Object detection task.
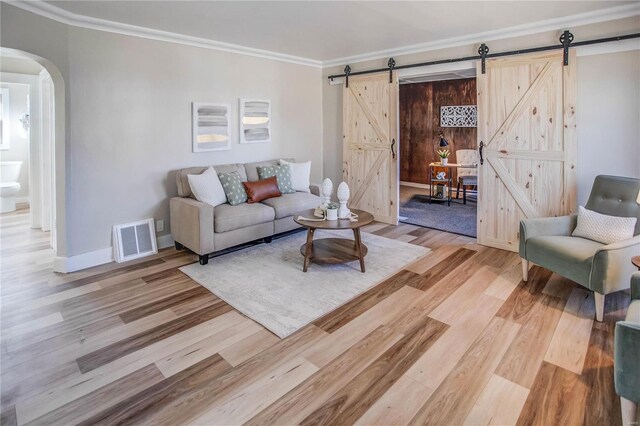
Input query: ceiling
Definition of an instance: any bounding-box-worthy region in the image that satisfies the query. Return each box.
[25,1,640,65]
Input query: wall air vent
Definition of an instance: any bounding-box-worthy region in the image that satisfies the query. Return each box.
[112,219,158,263]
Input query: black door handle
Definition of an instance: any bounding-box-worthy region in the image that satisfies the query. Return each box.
[391,138,396,159]
[479,141,485,165]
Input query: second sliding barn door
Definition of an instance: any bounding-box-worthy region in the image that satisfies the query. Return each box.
[343,73,399,224]
[477,51,577,251]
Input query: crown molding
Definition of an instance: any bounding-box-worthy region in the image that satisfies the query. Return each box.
[4,0,323,68]
[321,3,640,68]
[5,1,639,69]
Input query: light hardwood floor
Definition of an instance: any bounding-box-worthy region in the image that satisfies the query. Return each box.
[0,205,628,425]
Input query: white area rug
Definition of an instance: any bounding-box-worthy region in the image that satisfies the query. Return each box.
[180,229,430,338]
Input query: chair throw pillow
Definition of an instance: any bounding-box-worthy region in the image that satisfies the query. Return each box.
[280,159,311,193]
[187,167,228,207]
[243,176,282,203]
[218,171,248,206]
[572,205,637,245]
[257,165,295,194]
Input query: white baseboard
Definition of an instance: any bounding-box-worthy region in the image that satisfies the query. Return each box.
[53,233,175,273]
[157,233,175,249]
[53,247,113,273]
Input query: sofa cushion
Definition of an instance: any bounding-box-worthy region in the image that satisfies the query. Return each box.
[244,158,294,182]
[280,159,311,193]
[214,203,275,233]
[218,171,248,206]
[525,235,603,287]
[572,205,637,244]
[187,167,227,207]
[261,192,322,219]
[176,163,247,198]
[258,165,295,194]
[243,176,281,203]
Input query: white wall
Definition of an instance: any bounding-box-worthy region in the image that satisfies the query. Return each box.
[1,4,323,260]
[0,82,30,200]
[322,17,640,203]
[577,50,640,205]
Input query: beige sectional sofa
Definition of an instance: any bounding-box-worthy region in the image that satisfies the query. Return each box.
[170,159,321,264]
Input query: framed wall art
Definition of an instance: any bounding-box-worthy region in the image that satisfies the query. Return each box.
[192,102,232,152]
[239,99,271,144]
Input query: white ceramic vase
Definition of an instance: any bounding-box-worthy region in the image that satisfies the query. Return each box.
[337,181,351,219]
[441,157,448,166]
[322,178,333,204]
[326,208,338,221]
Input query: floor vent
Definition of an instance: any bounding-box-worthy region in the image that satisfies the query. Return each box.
[113,219,158,263]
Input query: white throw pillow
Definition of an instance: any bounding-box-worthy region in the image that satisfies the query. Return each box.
[572,206,637,244]
[280,159,311,193]
[187,166,227,207]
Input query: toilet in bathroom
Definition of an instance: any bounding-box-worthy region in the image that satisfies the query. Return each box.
[0,161,23,213]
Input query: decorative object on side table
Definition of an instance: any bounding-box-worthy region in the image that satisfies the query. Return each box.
[434,132,449,163]
[322,178,333,204]
[438,149,450,166]
[326,203,338,221]
[337,181,351,219]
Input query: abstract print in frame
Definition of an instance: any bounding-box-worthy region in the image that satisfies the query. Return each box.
[192,102,232,152]
[239,99,271,144]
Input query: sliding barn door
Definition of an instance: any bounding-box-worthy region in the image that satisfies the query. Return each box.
[343,73,399,224]
[477,51,577,251]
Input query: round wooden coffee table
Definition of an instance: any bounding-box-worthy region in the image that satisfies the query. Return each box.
[294,209,374,273]
[632,256,640,270]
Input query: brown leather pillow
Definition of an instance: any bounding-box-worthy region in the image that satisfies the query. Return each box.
[243,176,282,203]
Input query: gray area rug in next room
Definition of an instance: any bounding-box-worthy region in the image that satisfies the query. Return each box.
[400,194,477,237]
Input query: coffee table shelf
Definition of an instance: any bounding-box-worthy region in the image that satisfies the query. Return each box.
[300,238,369,265]
[294,208,374,273]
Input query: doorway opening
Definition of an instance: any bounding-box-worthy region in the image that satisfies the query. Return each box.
[0,51,60,254]
[397,68,479,238]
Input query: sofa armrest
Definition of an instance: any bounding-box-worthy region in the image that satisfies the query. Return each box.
[519,215,577,258]
[309,184,320,197]
[590,235,640,295]
[170,197,215,255]
[615,321,640,402]
[632,272,640,301]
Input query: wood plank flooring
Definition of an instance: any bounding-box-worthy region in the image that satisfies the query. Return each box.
[0,205,628,425]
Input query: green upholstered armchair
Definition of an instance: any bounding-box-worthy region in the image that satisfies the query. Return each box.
[615,272,640,426]
[519,175,640,322]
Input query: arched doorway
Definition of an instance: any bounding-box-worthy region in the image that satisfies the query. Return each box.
[0,47,66,260]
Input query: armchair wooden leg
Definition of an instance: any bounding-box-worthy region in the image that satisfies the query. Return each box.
[521,259,529,282]
[456,182,461,199]
[594,292,605,322]
[620,396,638,426]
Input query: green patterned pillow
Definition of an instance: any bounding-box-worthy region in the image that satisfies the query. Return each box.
[257,165,295,194]
[218,171,248,205]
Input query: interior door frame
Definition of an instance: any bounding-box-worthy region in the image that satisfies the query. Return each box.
[396,62,479,220]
